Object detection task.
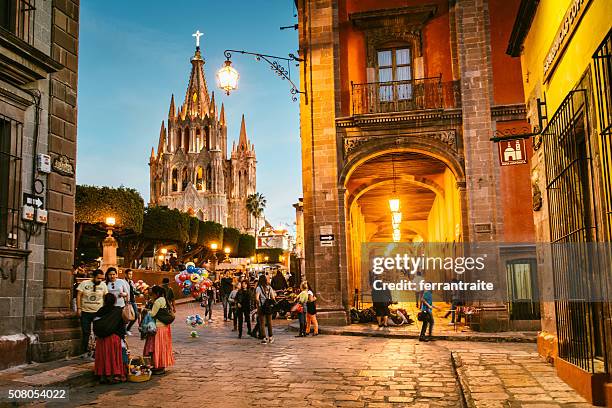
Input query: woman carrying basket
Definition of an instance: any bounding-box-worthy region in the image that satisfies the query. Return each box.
[143,285,175,374]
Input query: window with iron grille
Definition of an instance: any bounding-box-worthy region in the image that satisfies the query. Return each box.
[0,0,36,45]
[543,89,610,375]
[0,115,23,248]
[593,29,612,243]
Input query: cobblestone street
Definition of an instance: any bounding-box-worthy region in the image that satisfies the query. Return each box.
[20,304,589,408]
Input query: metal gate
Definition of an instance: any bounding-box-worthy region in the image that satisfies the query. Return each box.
[543,89,610,374]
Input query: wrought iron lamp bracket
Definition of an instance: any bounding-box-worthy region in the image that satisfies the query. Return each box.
[223,49,305,101]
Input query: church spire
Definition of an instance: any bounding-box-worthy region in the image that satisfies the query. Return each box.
[219,103,225,125]
[238,114,248,150]
[157,120,166,155]
[183,46,211,118]
[168,94,175,119]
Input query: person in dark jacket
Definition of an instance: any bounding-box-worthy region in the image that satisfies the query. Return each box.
[93,293,126,384]
[271,270,288,291]
[235,280,252,338]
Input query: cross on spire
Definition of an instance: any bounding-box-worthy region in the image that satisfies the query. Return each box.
[192,30,203,48]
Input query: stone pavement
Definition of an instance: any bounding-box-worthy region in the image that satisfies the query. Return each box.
[0,303,593,408]
[452,351,591,408]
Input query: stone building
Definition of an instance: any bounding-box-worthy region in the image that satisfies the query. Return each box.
[296,0,538,328]
[0,0,80,369]
[149,44,257,234]
[507,0,611,403]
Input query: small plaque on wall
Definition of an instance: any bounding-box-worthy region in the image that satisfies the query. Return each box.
[474,223,492,233]
[52,155,75,177]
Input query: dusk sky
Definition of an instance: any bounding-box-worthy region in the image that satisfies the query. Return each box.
[77,1,301,229]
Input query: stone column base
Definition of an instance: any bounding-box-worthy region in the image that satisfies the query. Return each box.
[315,309,348,326]
[31,310,81,363]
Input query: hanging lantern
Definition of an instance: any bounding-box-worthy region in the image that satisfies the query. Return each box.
[217,59,239,95]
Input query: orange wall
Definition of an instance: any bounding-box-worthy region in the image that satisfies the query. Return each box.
[489,0,525,105]
[339,0,452,116]
[497,121,536,242]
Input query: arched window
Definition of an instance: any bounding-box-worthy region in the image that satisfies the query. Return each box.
[177,128,183,151]
[181,167,189,190]
[184,126,190,152]
[205,126,210,150]
[206,164,212,191]
[195,167,204,191]
[171,168,178,192]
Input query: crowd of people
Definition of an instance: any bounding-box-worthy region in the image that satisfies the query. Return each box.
[74,266,320,384]
[75,267,176,383]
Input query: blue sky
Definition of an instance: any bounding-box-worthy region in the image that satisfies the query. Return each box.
[77,1,301,228]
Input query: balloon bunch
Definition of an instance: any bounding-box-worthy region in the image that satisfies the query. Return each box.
[174,262,212,299]
[186,314,204,338]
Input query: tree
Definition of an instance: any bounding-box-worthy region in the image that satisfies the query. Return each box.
[246,192,266,236]
[222,227,241,255]
[75,185,144,263]
[236,234,256,258]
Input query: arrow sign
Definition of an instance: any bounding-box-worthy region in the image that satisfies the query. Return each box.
[319,234,334,241]
[23,193,44,209]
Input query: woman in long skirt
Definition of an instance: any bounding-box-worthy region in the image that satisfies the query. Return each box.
[93,293,126,383]
[143,285,175,374]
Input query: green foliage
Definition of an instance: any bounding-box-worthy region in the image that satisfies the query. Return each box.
[256,248,284,263]
[142,206,188,243]
[75,185,144,233]
[197,221,224,247]
[237,234,256,258]
[246,193,266,218]
[188,216,200,244]
[222,228,240,255]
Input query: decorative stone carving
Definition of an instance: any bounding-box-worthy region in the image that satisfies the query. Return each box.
[343,130,458,157]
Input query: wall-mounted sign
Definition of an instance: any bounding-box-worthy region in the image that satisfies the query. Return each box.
[52,155,75,176]
[543,0,592,83]
[320,234,334,247]
[498,139,528,166]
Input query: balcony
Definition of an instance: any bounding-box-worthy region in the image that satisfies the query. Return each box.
[351,76,460,116]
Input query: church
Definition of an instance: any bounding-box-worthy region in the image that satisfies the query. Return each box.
[149,41,256,234]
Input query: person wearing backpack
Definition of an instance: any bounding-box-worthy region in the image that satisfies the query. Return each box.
[235,280,252,338]
[143,285,175,374]
[92,293,126,384]
[255,274,276,344]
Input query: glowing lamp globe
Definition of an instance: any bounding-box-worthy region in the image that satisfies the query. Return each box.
[105,216,116,227]
[210,243,218,251]
[224,247,231,254]
[389,198,400,212]
[217,60,239,95]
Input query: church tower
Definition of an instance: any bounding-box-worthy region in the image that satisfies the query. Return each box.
[148,38,256,231]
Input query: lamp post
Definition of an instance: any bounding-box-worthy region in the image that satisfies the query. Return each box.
[223,247,231,263]
[101,216,117,272]
[217,49,305,102]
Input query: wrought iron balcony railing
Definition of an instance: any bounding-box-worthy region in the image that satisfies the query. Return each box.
[351,76,460,115]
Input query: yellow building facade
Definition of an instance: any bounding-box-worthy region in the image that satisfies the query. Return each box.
[508,0,611,404]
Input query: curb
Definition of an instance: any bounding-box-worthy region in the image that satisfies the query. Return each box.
[288,323,537,343]
[451,351,471,408]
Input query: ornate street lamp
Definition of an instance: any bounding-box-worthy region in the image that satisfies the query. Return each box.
[101,216,118,271]
[217,59,239,95]
[217,50,305,101]
[223,246,231,263]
